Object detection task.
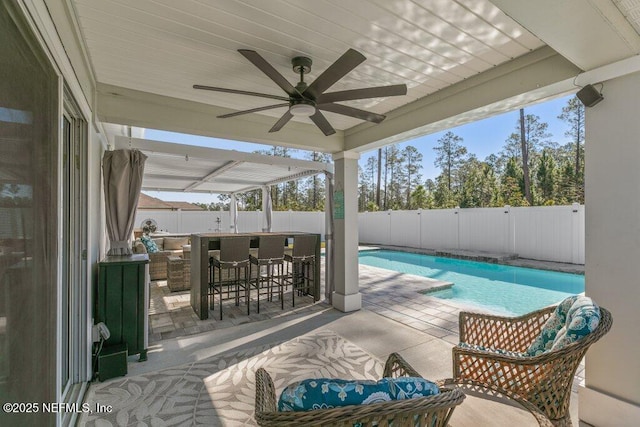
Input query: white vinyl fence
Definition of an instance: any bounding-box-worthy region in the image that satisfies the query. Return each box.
[359,204,584,264]
[135,204,585,264]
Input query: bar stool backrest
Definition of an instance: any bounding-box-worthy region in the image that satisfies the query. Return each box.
[256,235,285,260]
[219,236,251,264]
[292,235,316,260]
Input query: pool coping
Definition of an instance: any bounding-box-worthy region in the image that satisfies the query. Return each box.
[358,244,585,275]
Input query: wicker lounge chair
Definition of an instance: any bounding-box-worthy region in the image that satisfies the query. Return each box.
[255,352,465,427]
[451,304,612,427]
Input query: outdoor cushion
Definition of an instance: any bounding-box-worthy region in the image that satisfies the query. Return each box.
[133,240,147,254]
[551,297,600,351]
[526,295,580,356]
[458,342,527,358]
[278,376,439,412]
[163,236,190,250]
[140,235,160,253]
[152,238,164,250]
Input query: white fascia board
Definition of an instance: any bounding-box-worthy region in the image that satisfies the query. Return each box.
[344,47,581,152]
[98,83,343,153]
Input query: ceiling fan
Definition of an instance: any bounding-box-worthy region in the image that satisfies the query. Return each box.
[194,49,407,136]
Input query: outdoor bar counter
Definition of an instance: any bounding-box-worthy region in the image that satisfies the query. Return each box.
[189,232,321,320]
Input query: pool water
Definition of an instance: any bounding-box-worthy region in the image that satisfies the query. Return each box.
[358,250,584,316]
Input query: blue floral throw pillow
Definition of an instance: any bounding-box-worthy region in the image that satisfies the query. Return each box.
[278,377,439,412]
[526,295,580,356]
[527,295,599,356]
[551,297,600,351]
[140,235,159,253]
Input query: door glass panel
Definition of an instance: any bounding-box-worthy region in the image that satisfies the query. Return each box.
[0,3,58,425]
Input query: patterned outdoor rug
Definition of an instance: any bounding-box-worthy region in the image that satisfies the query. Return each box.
[80,330,384,426]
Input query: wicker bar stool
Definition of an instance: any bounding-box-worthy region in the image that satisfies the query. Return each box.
[209,236,251,320]
[284,234,317,307]
[250,235,286,312]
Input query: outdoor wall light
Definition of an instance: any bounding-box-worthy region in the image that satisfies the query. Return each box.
[504,205,510,213]
[454,206,459,214]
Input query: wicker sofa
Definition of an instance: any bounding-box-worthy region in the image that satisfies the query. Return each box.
[255,352,465,427]
[133,234,190,281]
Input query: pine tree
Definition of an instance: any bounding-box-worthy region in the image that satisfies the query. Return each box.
[434,131,467,193]
[536,149,556,204]
[402,146,423,208]
[557,96,585,203]
[501,158,527,206]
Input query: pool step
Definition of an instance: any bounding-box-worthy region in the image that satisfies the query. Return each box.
[435,249,518,263]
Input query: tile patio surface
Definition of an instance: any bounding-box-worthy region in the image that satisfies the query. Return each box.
[148,252,586,394]
[107,249,589,426]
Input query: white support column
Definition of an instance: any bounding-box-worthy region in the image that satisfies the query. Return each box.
[261,186,272,232]
[580,71,640,426]
[331,151,361,312]
[230,193,237,233]
[325,171,334,302]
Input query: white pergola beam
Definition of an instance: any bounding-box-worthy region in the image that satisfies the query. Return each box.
[184,161,243,192]
[114,136,333,173]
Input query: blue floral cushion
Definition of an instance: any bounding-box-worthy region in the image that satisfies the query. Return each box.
[526,295,580,356]
[551,297,600,351]
[278,377,439,412]
[140,235,159,253]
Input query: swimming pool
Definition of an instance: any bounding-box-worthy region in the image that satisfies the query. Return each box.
[358,250,584,316]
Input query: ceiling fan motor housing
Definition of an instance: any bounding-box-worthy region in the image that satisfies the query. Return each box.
[292,56,312,75]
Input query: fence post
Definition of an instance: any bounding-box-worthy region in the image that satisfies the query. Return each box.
[454,206,460,249]
[503,205,511,254]
[572,203,582,264]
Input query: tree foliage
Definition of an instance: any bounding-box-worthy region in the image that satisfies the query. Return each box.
[197,97,585,213]
[358,96,585,211]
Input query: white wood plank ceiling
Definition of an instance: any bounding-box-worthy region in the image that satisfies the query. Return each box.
[71,0,544,131]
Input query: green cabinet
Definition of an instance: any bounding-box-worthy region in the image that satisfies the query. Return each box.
[96,254,149,361]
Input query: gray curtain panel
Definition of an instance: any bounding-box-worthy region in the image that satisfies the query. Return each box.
[102,149,147,255]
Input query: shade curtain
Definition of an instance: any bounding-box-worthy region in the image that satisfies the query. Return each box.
[102,149,147,255]
[325,171,335,302]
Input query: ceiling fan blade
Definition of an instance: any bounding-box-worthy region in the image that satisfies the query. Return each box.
[317,84,407,104]
[217,103,289,119]
[304,49,366,99]
[238,49,299,97]
[194,85,289,102]
[318,103,386,123]
[310,111,336,136]
[269,110,293,133]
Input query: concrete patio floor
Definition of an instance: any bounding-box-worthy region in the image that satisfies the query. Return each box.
[132,251,589,426]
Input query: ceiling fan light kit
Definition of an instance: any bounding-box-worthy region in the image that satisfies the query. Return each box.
[289,102,316,117]
[194,48,408,136]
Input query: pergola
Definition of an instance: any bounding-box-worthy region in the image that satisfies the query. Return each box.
[114,136,333,196]
[114,135,335,297]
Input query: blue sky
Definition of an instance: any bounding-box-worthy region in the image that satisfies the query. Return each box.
[144,94,573,204]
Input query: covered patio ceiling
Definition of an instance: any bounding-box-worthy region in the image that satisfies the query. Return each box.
[114,136,333,194]
[56,0,640,154]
